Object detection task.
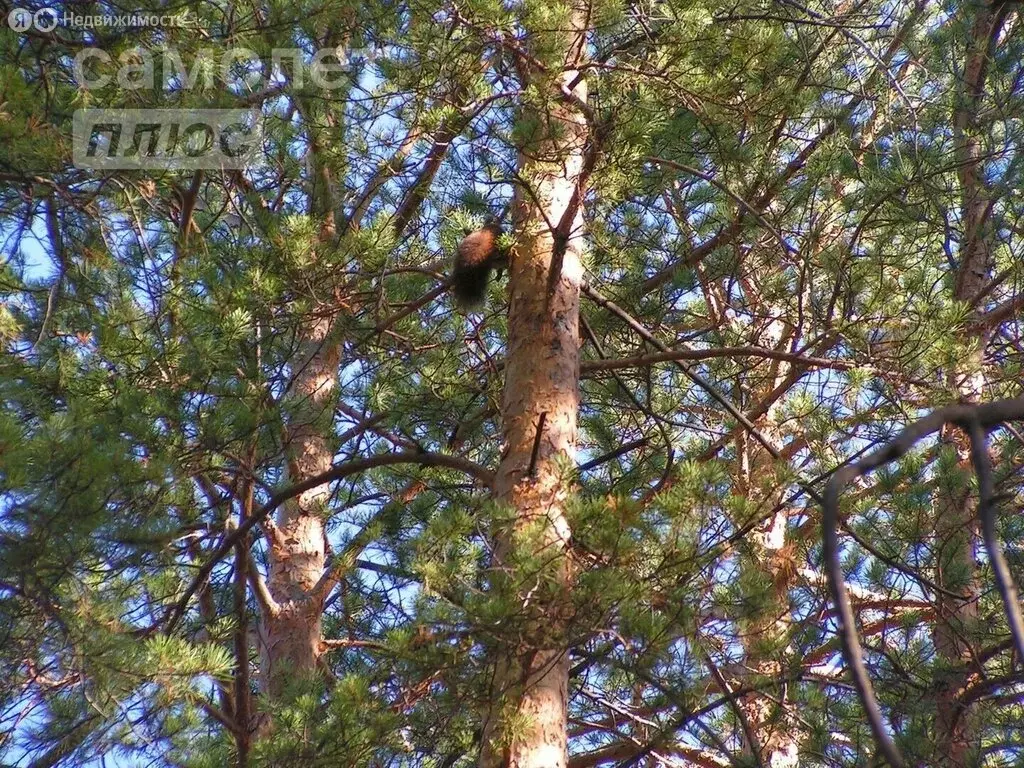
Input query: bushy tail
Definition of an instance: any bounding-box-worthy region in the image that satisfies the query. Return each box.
[451,256,493,307]
[451,224,501,308]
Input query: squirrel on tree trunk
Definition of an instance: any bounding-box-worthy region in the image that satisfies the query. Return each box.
[451,222,505,308]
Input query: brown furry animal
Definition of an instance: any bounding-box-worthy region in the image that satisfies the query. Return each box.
[451,223,504,308]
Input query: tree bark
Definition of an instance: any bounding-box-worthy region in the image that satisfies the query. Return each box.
[259,308,339,697]
[932,5,1006,763]
[257,110,341,702]
[477,7,590,767]
[732,304,803,768]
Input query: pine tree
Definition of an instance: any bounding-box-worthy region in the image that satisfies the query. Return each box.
[1,1,1023,767]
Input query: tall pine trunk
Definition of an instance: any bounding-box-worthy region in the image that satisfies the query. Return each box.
[733,308,803,768]
[478,6,590,766]
[932,4,1007,763]
[257,116,341,703]
[259,305,338,698]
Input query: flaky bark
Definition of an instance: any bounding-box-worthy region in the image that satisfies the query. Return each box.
[932,5,1007,763]
[259,306,339,697]
[477,7,590,767]
[254,34,477,724]
[257,102,342,703]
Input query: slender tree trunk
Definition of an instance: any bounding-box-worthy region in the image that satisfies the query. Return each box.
[259,308,339,697]
[478,7,590,767]
[733,307,802,768]
[257,114,341,701]
[736,516,800,768]
[932,5,1006,763]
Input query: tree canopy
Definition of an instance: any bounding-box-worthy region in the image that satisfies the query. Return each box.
[1,0,1022,766]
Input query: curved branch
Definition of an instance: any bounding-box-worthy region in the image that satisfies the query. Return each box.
[968,420,1024,666]
[823,395,1024,768]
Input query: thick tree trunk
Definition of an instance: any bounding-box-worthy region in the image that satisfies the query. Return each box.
[736,517,800,768]
[477,9,590,767]
[932,5,1005,763]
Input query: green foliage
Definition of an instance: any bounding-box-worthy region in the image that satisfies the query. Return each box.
[1,0,1023,766]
